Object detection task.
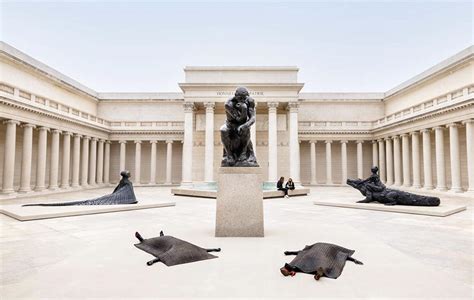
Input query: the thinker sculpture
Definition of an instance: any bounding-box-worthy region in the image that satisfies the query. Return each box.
[347,166,440,206]
[23,171,137,206]
[220,87,258,167]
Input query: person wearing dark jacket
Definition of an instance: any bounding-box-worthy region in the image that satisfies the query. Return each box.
[277,176,289,197]
[286,178,295,192]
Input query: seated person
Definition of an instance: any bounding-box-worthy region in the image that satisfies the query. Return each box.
[285,178,295,197]
[277,176,289,197]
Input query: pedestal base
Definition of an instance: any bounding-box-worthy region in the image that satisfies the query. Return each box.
[215,167,264,237]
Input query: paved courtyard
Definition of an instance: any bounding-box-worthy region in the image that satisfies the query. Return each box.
[0,186,472,299]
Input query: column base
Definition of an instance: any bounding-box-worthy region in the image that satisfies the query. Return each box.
[49,186,60,191]
[1,189,16,196]
[179,182,193,188]
[449,187,464,193]
[423,186,434,190]
[435,187,448,192]
[18,188,33,194]
[412,184,422,189]
[34,187,46,192]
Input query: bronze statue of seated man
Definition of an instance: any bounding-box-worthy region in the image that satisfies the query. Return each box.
[220,87,258,167]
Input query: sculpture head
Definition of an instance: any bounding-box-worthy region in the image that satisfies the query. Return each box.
[120,170,131,178]
[234,87,249,100]
[371,166,379,175]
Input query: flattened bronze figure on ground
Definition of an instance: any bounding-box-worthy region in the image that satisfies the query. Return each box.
[220,87,258,167]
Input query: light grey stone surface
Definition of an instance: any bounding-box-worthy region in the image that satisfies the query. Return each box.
[215,167,264,237]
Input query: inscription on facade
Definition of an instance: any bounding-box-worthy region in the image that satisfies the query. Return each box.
[216,91,263,96]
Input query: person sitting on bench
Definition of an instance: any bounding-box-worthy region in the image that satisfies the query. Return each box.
[285,178,295,198]
[277,176,289,197]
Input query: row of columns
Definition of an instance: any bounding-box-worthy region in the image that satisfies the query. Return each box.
[181,101,301,184]
[1,120,112,194]
[117,140,174,185]
[308,140,365,185]
[372,120,473,193]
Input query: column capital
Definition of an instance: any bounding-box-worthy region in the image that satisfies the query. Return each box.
[204,102,215,111]
[372,140,378,144]
[150,140,158,144]
[340,140,348,144]
[118,140,127,144]
[3,119,21,126]
[51,129,62,134]
[377,139,384,142]
[62,131,74,136]
[105,140,112,144]
[134,140,142,144]
[166,139,174,144]
[356,140,364,144]
[267,101,279,109]
[74,133,83,138]
[183,102,195,112]
[21,123,36,129]
[83,136,91,140]
[38,126,50,132]
[287,102,299,112]
[98,138,106,143]
[400,133,409,138]
[383,137,391,141]
[446,122,460,128]
[420,128,431,134]
[433,126,445,131]
[325,140,333,144]
[462,119,474,125]
[309,140,317,144]
[410,131,420,137]
[392,135,400,140]
[91,137,99,141]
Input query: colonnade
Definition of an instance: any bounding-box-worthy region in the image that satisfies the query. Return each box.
[1,119,176,195]
[118,140,174,185]
[372,120,474,193]
[181,101,301,183]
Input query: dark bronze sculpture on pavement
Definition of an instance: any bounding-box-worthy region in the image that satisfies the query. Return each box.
[23,171,137,206]
[134,230,221,266]
[220,87,258,167]
[280,242,363,281]
[347,166,440,206]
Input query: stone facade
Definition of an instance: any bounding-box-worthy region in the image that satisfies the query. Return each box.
[0,42,473,199]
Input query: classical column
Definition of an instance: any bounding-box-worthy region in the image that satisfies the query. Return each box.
[411,131,421,188]
[325,140,333,184]
[149,140,157,185]
[372,141,378,167]
[96,139,104,185]
[385,137,393,185]
[165,140,173,184]
[421,129,433,190]
[204,102,215,182]
[434,126,447,191]
[393,136,402,186]
[134,140,142,184]
[401,133,411,187]
[60,132,72,189]
[119,140,127,172]
[19,123,35,193]
[447,123,462,192]
[2,120,20,194]
[356,141,363,179]
[309,141,317,185]
[267,102,279,182]
[71,134,81,188]
[35,126,49,191]
[378,139,386,182]
[288,102,300,183]
[88,138,97,185]
[340,140,348,184]
[48,129,61,190]
[251,102,257,158]
[181,102,194,185]
[463,120,474,192]
[81,136,90,186]
[104,141,111,184]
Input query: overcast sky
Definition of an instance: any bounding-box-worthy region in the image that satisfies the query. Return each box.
[1,0,472,93]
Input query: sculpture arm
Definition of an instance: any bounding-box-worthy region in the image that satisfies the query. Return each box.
[237,97,256,134]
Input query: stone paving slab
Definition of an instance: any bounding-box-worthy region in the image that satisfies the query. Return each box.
[0,201,176,221]
[313,198,466,217]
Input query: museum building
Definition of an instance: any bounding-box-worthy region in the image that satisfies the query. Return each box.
[0,42,473,199]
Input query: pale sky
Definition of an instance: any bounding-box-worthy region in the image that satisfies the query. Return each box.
[1,0,472,93]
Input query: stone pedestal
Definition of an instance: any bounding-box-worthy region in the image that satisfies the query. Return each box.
[215,167,264,237]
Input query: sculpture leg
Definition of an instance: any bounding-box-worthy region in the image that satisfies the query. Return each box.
[314,267,325,281]
[347,256,364,265]
[205,248,221,252]
[135,232,144,242]
[236,128,251,163]
[147,258,160,266]
[284,250,300,255]
[357,198,373,203]
[220,125,235,166]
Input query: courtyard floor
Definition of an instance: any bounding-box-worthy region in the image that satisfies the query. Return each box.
[0,186,472,299]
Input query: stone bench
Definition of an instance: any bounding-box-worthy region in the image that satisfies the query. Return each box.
[171,187,310,199]
[263,188,310,199]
